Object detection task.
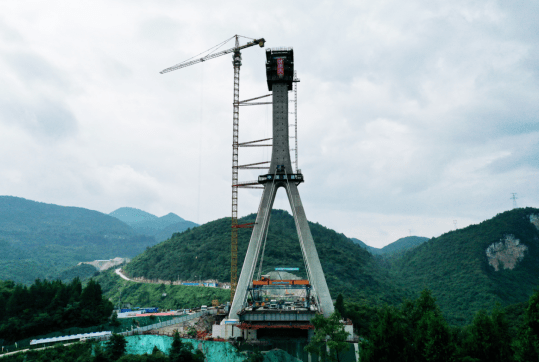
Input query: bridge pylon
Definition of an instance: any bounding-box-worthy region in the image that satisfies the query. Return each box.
[228,48,334,321]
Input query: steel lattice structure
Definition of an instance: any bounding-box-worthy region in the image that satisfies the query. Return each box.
[230,36,241,301]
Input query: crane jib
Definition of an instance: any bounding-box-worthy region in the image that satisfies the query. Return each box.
[159,37,264,74]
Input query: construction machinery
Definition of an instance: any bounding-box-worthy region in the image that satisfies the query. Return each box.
[160,35,266,302]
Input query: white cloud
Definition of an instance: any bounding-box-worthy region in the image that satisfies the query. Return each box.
[0,0,537,247]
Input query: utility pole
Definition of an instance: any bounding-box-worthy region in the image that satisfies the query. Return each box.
[511,193,518,209]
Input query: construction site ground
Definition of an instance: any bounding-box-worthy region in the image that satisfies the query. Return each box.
[152,313,215,339]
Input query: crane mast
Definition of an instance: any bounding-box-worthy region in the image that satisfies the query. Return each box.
[160,35,265,302]
[230,36,241,301]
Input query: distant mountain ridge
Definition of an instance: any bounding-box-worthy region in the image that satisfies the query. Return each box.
[0,196,157,284]
[351,236,429,256]
[109,207,157,223]
[109,207,198,242]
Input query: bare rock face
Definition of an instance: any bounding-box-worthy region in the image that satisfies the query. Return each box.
[530,214,539,231]
[486,235,528,271]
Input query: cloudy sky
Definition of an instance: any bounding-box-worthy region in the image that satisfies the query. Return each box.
[1,1,537,248]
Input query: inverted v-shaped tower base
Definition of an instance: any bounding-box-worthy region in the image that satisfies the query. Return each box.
[228,49,334,320]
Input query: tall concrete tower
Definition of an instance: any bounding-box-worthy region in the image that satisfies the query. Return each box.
[229,48,334,320]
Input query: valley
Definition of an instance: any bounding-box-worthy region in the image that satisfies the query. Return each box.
[2,196,539,326]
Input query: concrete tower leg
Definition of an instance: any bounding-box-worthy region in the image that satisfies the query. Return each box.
[284,181,334,316]
[229,181,278,320]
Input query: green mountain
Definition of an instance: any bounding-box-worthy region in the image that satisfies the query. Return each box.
[390,207,539,325]
[379,236,429,255]
[110,207,198,242]
[123,209,408,305]
[350,238,377,253]
[351,236,429,256]
[0,196,156,284]
[109,207,158,224]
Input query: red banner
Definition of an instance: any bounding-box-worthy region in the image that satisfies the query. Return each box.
[277,58,284,77]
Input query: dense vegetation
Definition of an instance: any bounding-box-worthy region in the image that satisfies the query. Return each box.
[124,209,408,305]
[336,288,539,362]
[0,196,158,284]
[390,207,539,325]
[95,270,230,309]
[57,264,100,283]
[0,278,113,343]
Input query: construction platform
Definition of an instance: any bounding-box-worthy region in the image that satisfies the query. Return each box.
[213,278,321,340]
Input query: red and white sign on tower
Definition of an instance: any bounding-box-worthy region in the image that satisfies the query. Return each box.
[276,58,284,77]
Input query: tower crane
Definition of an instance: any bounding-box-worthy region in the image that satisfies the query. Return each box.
[160,35,266,301]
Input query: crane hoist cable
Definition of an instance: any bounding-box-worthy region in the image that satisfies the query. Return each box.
[177,36,234,65]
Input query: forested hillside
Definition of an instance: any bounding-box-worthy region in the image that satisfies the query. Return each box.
[110,207,198,242]
[390,207,539,325]
[0,196,157,284]
[0,278,112,343]
[124,210,408,304]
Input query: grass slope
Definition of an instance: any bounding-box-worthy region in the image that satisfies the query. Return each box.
[124,210,408,305]
[0,196,157,284]
[95,270,230,309]
[390,207,539,325]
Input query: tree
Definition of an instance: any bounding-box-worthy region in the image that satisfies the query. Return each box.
[420,311,454,362]
[248,348,264,362]
[360,305,408,362]
[93,343,109,362]
[514,289,539,361]
[110,312,121,327]
[305,312,350,362]
[335,294,345,318]
[186,327,197,338]
[460,307,513,362]
[402,289,454,362]
[106,333,127,361]
[169,330,197,362]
